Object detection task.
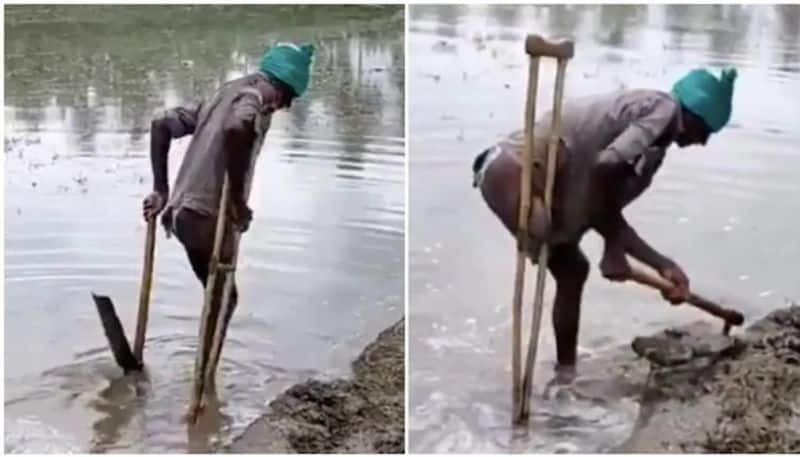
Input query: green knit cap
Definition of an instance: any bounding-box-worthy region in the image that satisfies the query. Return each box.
[260,42,315,98]
[671,67,737,133]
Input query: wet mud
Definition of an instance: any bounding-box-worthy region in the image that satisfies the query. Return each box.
[617,305,800,453]
[227,319,404,454]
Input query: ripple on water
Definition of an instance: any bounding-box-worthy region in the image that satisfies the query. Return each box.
[5,416,84,454]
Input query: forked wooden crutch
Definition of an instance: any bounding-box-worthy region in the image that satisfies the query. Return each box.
[187,103,268,423]
[511,34,574,425]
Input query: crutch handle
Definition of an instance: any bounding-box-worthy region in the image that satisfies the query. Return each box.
[525,35,574,59]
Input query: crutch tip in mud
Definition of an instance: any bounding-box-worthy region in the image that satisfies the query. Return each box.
[474,36,742,422]
[140,42,315,422]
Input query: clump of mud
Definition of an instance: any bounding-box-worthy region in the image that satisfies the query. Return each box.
[620,305,800,453]
[702,306,800,452]
[227,319,404,454]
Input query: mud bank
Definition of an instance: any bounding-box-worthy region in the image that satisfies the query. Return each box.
[615,305,800,453]
[227,319,404,454]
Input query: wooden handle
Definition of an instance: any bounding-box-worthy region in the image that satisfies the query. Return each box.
[525,35,574,59]
[133,218,157,362]
[629,265,744,326]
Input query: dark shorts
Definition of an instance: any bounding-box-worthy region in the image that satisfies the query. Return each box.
[172,207,235,261]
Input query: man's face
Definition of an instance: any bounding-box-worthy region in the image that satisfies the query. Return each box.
[265,87,294,113]
[676,109,712,147]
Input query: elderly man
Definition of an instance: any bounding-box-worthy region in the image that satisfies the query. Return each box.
[142,42,315,372]
[473,68,737,374]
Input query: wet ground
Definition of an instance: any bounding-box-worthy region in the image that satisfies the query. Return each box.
[618,306,800,453]
[227,319,404,454]
[408,4,800,453]
[4,5,404,453]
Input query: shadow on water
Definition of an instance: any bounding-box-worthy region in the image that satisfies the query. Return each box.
[5,4,404,453]
[88,371,150,452]
[408,4,800,453]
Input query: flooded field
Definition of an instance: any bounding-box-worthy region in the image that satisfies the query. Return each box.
[4,5,404,453]
[408,4,800,453]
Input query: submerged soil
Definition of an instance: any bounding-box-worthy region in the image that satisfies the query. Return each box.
[227,319,405,454]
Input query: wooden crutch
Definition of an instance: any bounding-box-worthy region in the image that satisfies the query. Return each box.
[187,103,267,423]
[513,35,574,425]
[204,127,264,381]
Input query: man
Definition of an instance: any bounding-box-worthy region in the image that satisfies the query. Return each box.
[141,42,315,374]
[473,68,737,375]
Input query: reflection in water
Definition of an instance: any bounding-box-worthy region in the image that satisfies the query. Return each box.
[709,5,752,58]
[775,5,800,75]
[545,5,584,37]
[184,393,230,454]
[595,5,644,48]
[663,4,693,52]
[484,5,518,29]
[409,3,800,453]
[5,4,404,453]
[88,373,148,452]
[5,5,404,155]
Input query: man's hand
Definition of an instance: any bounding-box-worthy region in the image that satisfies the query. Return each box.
[600,243,631,281]
[228,198,253,233]
[143,191,167,221]
[659,263,690,305]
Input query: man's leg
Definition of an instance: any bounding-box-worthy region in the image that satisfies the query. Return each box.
[174,209,239,379]
[547,243,590,368]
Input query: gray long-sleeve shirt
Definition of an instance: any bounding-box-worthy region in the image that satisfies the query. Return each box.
[491,89,683,243]
[158,73,273,231]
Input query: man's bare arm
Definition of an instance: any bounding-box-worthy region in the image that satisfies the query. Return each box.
[143,103,200,221]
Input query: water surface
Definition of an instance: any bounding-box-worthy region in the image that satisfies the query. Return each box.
[5,5,404,452]
[408,4,800,453]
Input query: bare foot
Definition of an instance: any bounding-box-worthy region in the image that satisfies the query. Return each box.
[543,364,577,399]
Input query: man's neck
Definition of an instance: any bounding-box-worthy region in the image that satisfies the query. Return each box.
[253,72,276,103]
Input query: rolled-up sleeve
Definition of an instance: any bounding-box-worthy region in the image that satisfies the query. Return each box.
[155,101,202,138]
[599,95,679,175]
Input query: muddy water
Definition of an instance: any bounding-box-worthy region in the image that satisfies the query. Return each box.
[409,4,800,453]
[4,5,404,453]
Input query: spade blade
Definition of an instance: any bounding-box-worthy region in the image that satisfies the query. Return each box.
[92,293,142,373]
